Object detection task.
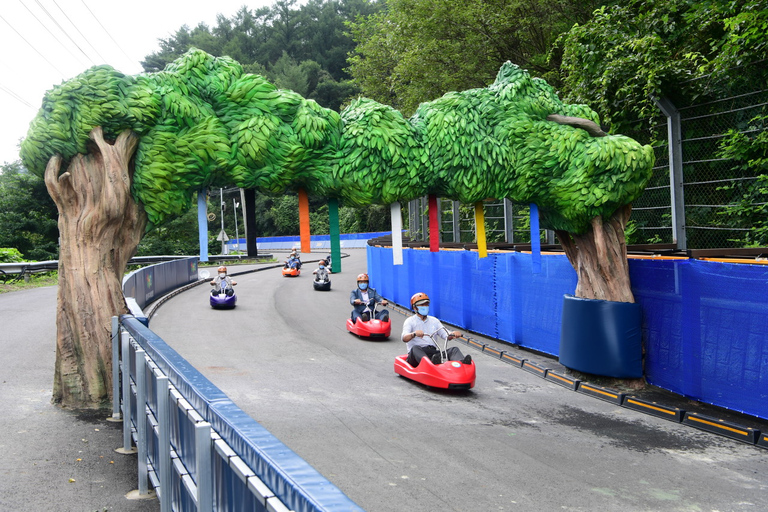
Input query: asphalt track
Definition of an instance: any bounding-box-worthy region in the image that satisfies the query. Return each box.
[148,250,768,512]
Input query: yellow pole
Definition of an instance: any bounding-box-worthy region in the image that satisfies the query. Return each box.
[474,201,487,258]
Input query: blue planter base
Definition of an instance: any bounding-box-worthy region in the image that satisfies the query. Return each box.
[559,294,643,378]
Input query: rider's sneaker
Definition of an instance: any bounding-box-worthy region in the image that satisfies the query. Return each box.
[380,313,389,322]
[462,355,472,364]
[361,313,370,322]
[431,353,442,365]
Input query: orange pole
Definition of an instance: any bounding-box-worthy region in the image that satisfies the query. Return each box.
[298,188,311,253]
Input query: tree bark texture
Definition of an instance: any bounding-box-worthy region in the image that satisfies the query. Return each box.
[556,204,635,303]
[45,128,147,408]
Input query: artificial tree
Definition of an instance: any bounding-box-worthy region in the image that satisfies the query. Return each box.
[21,49,652,407]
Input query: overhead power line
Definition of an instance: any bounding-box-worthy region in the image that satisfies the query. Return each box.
[19,0,89,69]
[33,0,96,66]
[0,82,35,109]
[52,0,110,64]
[80,0,136,68]
[0,12,67,76]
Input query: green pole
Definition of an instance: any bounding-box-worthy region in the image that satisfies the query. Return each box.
[329,198,342,273]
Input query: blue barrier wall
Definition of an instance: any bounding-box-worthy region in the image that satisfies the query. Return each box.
[123,257,199,309]
[367,246,768,420]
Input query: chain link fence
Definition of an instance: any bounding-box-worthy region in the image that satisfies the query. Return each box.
[408,61,766,250]
[628,59,768,249]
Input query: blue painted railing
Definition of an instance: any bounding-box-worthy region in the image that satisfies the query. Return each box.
[116,260,363,512]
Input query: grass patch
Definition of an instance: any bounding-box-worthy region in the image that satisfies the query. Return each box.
[0,271,58,294]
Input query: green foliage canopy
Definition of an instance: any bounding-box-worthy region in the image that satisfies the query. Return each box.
[0,162,59,261]
[21,49,653,235]
[557,0,768,134]
[346,0,602,116]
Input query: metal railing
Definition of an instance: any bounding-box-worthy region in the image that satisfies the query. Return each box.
[113,316,292,511]
[113,315,363,512]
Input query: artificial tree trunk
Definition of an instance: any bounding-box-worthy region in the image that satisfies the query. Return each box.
[556,204,634,303]
[44,128,146,408]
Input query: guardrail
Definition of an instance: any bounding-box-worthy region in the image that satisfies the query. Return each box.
[0,256,195,282]
[113,314,363,512]
[0,260,58,281]
[113,255,361,511]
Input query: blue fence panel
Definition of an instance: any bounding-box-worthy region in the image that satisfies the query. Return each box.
[683,261,768,416]
[630,260,685,394]
[368,246,768,420]
[370,247,575,356]
[514,253,577,355]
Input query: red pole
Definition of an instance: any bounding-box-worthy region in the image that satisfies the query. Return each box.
[428,194,439,252]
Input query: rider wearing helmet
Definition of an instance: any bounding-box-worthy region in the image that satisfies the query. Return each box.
[313,259,330,283]
[402,292,470,366]
[210,265,237,296]
[285,250,301,270]
[350,273,389,323]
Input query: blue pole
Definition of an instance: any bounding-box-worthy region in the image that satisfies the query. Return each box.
[198,190,209,262]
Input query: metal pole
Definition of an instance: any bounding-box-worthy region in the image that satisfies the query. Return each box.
[195,422,213,512]
[452,201,461,243]
[120,331,133,452]
[110,317,120,421]
[233,199,240,253]
[503,199,514,243]
[654,96,687,250]
[135,348,149,495]
[156,374,171,511]
[220,188,226,255]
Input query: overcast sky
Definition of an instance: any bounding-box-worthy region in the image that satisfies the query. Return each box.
[0,0,274,166]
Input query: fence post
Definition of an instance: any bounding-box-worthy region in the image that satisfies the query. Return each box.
[135,348,149,495]
[452,201,461,243]
[156,374,172,511]
[117,330,135,453]
[195,422,213,512]
[503,199,514,243]
[654,96,687,250]
[110,316,120,421]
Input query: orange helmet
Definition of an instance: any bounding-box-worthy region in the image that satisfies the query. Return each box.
[218,266,227,273]
[410,292,430,309]
[356,273,369,282]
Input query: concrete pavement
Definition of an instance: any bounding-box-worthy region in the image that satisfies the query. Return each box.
[0,285,158,512]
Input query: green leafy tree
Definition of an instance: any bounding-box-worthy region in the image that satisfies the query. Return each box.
[0,247,25,263]
[715,114,768,246]
[346,0,602,115]
[141,0,381,110]
[557,0,768,134]
[0,162,59,261]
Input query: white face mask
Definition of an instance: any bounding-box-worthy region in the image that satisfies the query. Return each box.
[417,305,429,316]
[219,273,226,278]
